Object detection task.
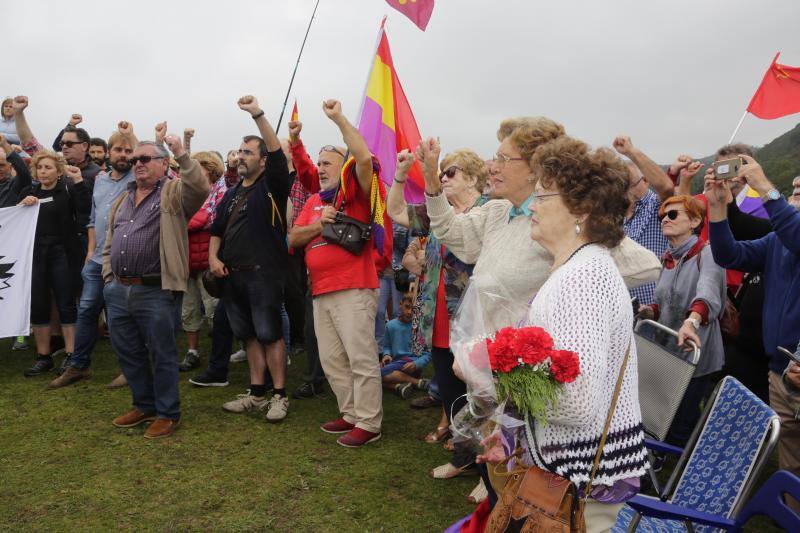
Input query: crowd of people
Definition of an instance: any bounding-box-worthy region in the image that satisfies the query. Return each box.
[2,91,800,531]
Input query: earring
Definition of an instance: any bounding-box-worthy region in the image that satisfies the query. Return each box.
[574,220,581,235]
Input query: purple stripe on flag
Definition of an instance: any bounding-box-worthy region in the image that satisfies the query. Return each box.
[358,97,424,203]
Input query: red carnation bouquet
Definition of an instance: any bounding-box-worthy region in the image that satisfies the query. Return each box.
[468,325,580,424]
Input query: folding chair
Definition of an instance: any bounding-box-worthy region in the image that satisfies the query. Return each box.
[612,376,780,532]
[732,470,800,532]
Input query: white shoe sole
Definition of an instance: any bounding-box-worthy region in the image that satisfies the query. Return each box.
[337,433,382,448]
[189,378,229,387]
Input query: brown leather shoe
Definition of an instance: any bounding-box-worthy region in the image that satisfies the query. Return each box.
[106,373,128,389]
[112,409,156,428]
[46,366,91,389]
[144,418,180,439]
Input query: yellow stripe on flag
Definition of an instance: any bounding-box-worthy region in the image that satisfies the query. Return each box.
[365,57,396,129]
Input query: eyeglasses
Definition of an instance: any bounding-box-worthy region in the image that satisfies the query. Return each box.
[532,191,561,204]
[129,155,165,166]
[60,140,86,149]
[319,145,346,158]
[662,209,682,221]
[438,166,463,181]
[492,153,525,165]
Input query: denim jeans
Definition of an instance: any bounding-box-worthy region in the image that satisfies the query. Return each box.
[103,280,182,420]
[374,273,401,346]
[70,260,105,370]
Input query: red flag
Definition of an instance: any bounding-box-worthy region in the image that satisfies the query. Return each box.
[385,0,435,31]
[746,53,800,119]
[290,100,299,122]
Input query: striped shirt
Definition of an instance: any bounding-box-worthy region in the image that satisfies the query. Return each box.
[623,190,668,305]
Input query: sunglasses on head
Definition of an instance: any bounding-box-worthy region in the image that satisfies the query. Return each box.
[319,145,346,158]
[439,165,463,180]
[60,140,86,149]
[129,155,165,166]
[662,209,681,221]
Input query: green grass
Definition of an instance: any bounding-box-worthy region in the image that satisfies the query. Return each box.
[0,334,476,532]
[0,334,788,532]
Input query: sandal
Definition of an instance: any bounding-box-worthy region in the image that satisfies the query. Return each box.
[467,479,488,503]
[430,461,475,479]
[421,426,451,443]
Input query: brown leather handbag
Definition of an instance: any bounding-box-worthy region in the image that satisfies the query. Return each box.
[485,343,632,533]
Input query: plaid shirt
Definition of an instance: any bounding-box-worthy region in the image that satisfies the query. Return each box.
[289,176,311,227]
[624,189,668,305]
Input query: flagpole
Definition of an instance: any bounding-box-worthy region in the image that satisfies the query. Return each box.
[276,0,321,134]
[355,16,388,126]
[728,110,748,144]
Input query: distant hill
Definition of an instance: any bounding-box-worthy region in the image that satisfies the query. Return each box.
[685,122,800,195]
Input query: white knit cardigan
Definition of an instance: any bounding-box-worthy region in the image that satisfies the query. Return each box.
[523,244,648,487]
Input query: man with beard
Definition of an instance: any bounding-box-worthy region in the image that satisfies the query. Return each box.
[47,121,139,389]
[89,138,110,172]
[211,95,292,423]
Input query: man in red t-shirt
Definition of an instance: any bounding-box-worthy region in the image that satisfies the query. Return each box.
[288,99,383,448]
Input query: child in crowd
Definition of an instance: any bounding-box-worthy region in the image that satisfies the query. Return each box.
[380,294,431,398]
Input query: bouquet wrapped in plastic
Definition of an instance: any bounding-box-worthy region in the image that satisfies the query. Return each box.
[449,275,581,450]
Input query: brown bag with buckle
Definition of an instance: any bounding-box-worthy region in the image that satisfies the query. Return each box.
[320,174,376,255]
[485,342,632,533]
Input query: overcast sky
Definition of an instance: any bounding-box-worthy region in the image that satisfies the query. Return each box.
[4,0,800,164]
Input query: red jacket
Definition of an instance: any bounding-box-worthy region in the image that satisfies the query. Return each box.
[188,207,211,273]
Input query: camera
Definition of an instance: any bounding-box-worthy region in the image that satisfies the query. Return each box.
[712,157,743,180]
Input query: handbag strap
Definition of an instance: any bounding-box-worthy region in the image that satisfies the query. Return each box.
[332,161,378,225]
[583,338,632,499]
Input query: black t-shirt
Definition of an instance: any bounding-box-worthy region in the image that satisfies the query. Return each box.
[222,181,263,267]
[35,187,70,239]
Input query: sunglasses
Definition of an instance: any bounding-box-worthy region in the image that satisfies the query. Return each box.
[60,140,86,149]
[319,145,346,158]
[129,155,165,166]
[438,166,463,180]
[662,209,681,221]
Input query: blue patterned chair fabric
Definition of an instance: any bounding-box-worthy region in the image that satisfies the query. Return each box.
[612,376,779,533]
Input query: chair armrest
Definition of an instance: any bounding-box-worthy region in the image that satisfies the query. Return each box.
[645,438,683,456]
[627,495,736,529]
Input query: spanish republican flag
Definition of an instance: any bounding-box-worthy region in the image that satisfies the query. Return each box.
[747,53,800,119]
[290,100,299,122]
[385,0,435,31]
[357,21,425,202]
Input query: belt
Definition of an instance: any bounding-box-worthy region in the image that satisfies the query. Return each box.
[116,275,162,286]
[228,265,261,272]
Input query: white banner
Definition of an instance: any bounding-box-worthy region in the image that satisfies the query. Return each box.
[0,204,39,338]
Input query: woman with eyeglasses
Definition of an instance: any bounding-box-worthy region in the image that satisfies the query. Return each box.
[17,151,91,377]
[637,194,726,446]
[388,147,488,490]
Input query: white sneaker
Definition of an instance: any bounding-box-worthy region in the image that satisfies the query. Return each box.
[265,394,289,423]
[222,393,267,413]
[229,349,247,363]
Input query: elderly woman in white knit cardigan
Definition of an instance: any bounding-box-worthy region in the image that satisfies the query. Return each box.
[482,136,649,532]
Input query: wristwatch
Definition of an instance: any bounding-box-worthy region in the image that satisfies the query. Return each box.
[761,188,781,203]
[685,317,700,330]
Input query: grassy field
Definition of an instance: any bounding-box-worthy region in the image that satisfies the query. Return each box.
[0,333,786,532]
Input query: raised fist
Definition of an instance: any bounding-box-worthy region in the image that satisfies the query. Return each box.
[681,161,704,182]
[415,137,441,174]
[12,95,28,112]
[288,120,302,140]
[612,135,634,157]
[154,121,168,143]
[184,128,195,138]
[238,95,261,116]
[64,165,82,182]
[396,149,415,174]
[117,121,134,135]
[322,99,343,121]
[69,114,83,126]
[164,134,184,158]
[670,154,693,175]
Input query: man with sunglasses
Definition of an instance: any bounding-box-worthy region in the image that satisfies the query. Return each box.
[613,135,676,306]
[210,95,293,423]
[289,99,387,448]
[47,122,139,389]
[101,135,210,439]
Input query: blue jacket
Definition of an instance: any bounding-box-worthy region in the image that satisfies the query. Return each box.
[382,318,431,369]
[709,197,800,373]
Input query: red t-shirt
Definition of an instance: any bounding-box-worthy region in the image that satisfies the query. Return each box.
[294,186,379,297]
[431,261,449,349]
